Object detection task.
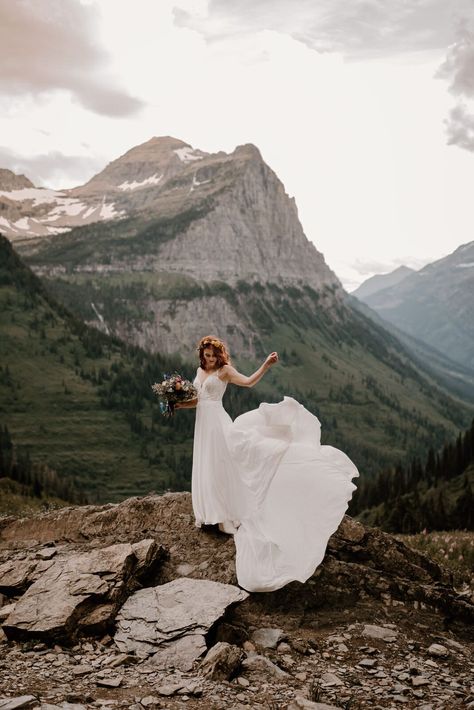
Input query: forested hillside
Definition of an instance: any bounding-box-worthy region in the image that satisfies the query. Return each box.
[0,234,269,505]
[350,419,474,532]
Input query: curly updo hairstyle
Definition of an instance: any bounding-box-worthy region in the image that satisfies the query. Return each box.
[197,335,231,370]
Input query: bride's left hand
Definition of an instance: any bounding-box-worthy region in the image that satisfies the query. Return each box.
[265,352,279,368]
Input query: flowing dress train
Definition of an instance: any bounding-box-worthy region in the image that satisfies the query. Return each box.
[191,368,359,593]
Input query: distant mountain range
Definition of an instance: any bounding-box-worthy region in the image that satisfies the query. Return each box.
[1,137,473,495]
[352,265,415,300]
[354,244,474,370]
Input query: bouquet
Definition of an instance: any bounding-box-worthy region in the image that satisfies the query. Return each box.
[151,372,197,417]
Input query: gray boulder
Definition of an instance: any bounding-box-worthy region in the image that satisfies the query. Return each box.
[200,641,243,680]
[2,539,162,643]
[251,627,285,649]
[114,577,248,669]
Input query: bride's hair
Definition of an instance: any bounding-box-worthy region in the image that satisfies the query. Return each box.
[197,335,231,369]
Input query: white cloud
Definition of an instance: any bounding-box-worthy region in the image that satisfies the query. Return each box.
[0,146,104,188]
[174,0,472,57]
[436,21,474,151]
[0,0,144,117]
[1,0,474,289]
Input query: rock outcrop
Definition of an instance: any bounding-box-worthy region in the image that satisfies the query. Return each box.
[114,578,248,669]
[0,493,472,708]
[2,540,163,643]
[0,169,34,192]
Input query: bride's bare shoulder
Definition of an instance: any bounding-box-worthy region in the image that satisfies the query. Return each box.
[219,363,236,380]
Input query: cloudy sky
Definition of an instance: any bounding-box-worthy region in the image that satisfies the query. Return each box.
[1,0,474,289]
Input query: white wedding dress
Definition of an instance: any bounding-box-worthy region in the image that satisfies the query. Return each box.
[191,368,359,593]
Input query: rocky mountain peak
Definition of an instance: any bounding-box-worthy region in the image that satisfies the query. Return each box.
[232,143,263,161]
[71,136,209,197]
[0,169,34,192]
[5,135,342,304]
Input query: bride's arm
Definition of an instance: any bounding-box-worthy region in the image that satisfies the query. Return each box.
[221,352,278,388]
[175,398,198,409]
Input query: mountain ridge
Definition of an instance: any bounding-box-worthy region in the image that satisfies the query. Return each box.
[356,241,474,369]
[353,265,415,300]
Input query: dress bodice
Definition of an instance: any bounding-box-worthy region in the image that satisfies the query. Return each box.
[194,369,227,403]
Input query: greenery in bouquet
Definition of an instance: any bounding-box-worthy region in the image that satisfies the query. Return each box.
[151,372,197,416]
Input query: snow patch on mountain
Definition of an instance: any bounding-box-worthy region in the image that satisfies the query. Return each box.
[174,147,203,162]
[48,199,89,217]
[0,187,63,206]
[189,172,211,193]
[99,200,121,219]
[118,173,163,191]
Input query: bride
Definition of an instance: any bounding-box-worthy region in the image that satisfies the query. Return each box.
[175,335,359,593]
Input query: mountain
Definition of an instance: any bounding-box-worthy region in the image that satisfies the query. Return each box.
[3,137,474,482]
[352,265,415,300]
[349,295,474,404]
[0,169,122,245]
[15,136,341,358]
[19,137,340,297]
[0,168,34,191]
[354,242,474,370]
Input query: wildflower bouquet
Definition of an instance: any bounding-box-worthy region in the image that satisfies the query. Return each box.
[151,373,197,416]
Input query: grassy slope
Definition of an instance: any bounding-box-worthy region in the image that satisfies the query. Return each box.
[28,273,474,477]
[8,203,474,498]
[234,288,472,473]
[398,529,473,587]
[0,237,197,503]
[0,477,71,517]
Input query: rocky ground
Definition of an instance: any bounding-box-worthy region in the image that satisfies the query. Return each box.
[0,493,472,710]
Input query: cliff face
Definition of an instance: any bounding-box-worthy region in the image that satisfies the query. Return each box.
[9,137,340,356]
[154,149,337,292]
[15,138,339,294]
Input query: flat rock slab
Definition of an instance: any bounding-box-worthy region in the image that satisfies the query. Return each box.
[40,705,87,709]
[156,680,203,697]
[147,633,207,672]
[115,577,248,660]
[362,624,398,642]
[2,540,161,643]
[241,654,288,677]
[251,627,285,649]
[288,700,343,710]
[0,698,37,710]
[0,560,38,594]
[0,604,16,622]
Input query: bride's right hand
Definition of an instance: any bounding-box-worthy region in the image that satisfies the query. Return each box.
[265,352,279,368]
